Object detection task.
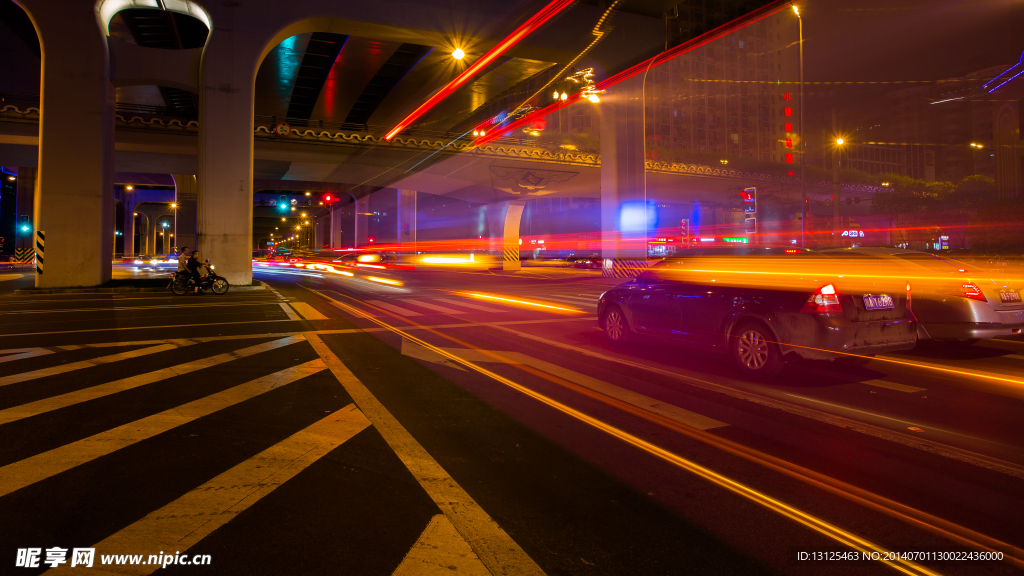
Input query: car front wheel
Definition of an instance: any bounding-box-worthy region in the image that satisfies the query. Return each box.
[731,321,783,378]
[602,305,631,345]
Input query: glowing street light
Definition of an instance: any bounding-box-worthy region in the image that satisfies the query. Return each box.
[587,94,600,103]
[6,175,14,181]
[970,142,983,148]
[171,203,177,208]
[125,185,133,191]
[452,48,465,60]
[836,138,844,145]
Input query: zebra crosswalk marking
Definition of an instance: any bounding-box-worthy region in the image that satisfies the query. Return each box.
[432,298,506,313]
[289,301,329,320]
[46,404,370,576]
[0,347,54,364]
[0,358,327,498]
[398,299,466,314]
[366,300,423,317]
[0,335,306,426]
[305,332,546,576]
[279,302,301,320]
[0,343,186,388]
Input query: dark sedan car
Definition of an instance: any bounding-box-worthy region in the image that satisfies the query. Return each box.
[597,248,918,377]
[823,248,1024,343]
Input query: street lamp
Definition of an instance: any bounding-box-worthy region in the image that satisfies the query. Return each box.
[452,48,465,60]
[832,134,845,240]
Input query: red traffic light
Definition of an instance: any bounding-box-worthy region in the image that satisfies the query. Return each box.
[324,195,332,202]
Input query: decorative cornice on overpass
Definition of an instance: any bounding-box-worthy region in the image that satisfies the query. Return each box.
[646,161,884,194]
[0,103,880,193]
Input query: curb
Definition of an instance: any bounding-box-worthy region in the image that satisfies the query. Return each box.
[15,281,266,295]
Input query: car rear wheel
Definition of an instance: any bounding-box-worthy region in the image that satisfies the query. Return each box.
[602,305,631,345]
[731,321,783,378]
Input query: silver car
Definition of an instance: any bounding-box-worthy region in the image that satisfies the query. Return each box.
[823,248,1024,344]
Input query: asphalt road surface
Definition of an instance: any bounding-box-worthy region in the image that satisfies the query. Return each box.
[0,263,1021,575]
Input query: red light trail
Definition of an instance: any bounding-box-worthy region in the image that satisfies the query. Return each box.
[384,0,576,141]
[473,0,798,146]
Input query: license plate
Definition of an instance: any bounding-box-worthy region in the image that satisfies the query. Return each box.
[1000,291,1021,303]
[863,294,894,310]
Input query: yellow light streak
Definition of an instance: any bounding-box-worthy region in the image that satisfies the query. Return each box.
[300,286,943,576]
[365,276,402,286]
[464,293,581,312]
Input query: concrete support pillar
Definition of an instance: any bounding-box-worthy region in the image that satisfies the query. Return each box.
[124,200,136,257]
[600,75,647,261]
[196,5,258,285]
[483,200,526,271]
[354,195,369,248]
[20,0,114,287]
[137,213,148,255]
[396,189,417,261]
[173,174,197,254]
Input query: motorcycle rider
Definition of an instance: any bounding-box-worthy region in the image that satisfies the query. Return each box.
[176,246,190,284]
[186,250,203,294]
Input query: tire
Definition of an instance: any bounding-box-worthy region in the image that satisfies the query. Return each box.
[730,321,784,378]
[602,305,631,345]
[211,278,229,294]
[171,281,186,295]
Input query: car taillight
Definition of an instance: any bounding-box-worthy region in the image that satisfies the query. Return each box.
[962,282,986,302]
[802,283,843,314]
[906,282,912,310]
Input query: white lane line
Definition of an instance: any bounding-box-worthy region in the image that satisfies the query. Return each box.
[279,302,301,320]
[427,345,726,430]
[54,333,292,349]
[525,295,597,307]
[432,298,506,313]
[305,333,545,576]
[0,359,328,498]
[0,336,306,425]
[289,301,329,320]
[800,368,926,393]
[398,299,466,315]
[490,324,1024,480]
[0,348,54,364]
[0,343,188,387]
[365,300,422,316]
[391,515,490,576]
[46,405,369,576]
[0,301,280,315]
[861,379,927,393]
[0,318,295,338]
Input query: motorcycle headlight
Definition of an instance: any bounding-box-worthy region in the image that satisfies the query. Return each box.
[210,265,215,269]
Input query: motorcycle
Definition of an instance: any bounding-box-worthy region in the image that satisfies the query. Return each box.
[169,259,229,295]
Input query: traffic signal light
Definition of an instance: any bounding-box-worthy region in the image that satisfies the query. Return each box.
[740,187,756,236]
